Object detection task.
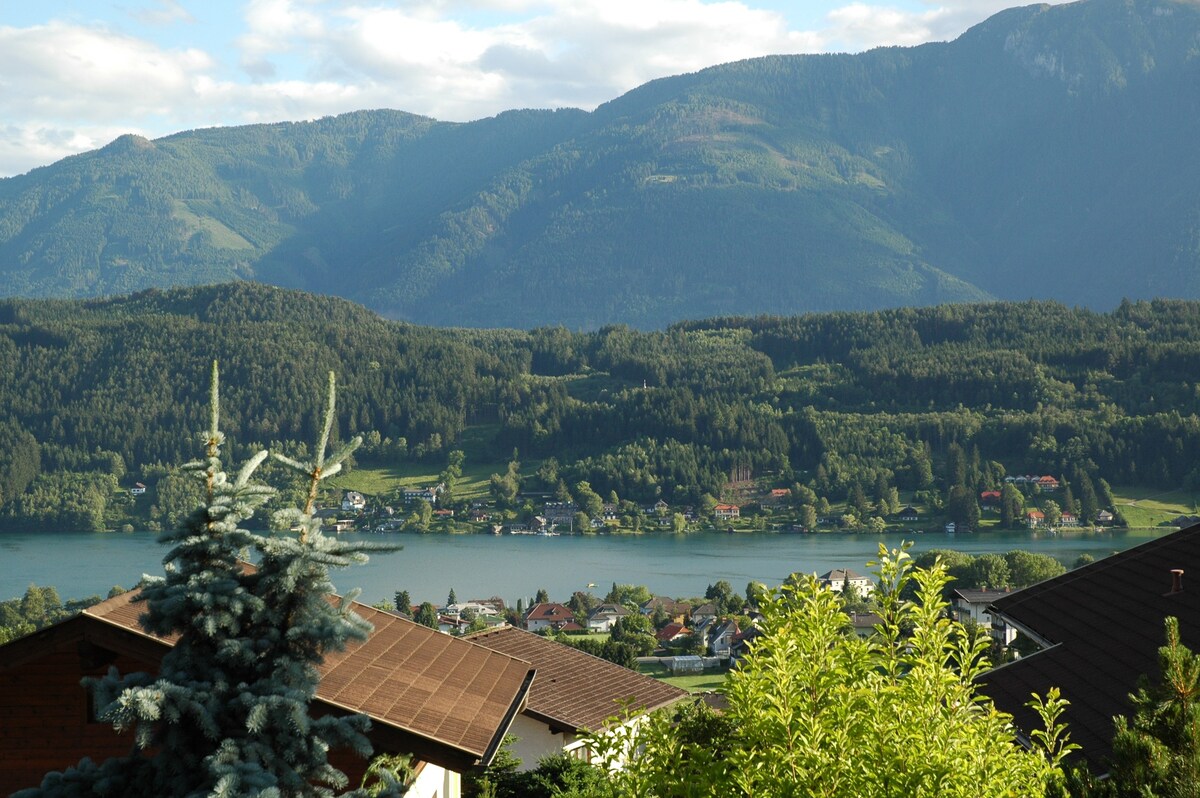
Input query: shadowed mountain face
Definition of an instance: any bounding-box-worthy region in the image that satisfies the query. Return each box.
[2,0,1199,329]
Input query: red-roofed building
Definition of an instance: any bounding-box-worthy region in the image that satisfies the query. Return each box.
[656,622,690,643]
[524,602,576,632]
[1025,509,1046,527]
[714,503,740,520]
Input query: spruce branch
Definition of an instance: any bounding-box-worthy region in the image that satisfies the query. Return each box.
[272,371,362,533]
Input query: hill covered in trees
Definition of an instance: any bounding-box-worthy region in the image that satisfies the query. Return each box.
[1,283,1199,530]
[2,0,1200,328]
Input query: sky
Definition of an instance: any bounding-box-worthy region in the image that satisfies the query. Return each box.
[0,0,1061,178]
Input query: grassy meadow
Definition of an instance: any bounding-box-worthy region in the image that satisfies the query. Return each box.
[638,662,729,693]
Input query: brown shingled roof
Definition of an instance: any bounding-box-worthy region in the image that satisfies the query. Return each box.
[979,524,1200,771]
[78,588,535,769]
[466,626,687,733]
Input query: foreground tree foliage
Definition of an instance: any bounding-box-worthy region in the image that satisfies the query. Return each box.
[588,545,1075,797]
[1068,617,1200,798]
[16,365,402,798]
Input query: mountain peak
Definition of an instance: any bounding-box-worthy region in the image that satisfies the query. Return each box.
[101,133,156,153]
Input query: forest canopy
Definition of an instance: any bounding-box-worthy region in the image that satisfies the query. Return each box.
[1,285,1198,529]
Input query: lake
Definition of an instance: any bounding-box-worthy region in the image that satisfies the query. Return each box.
[0,527,1166,607]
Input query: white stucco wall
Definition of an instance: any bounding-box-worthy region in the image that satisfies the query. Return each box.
[406,762,461,798]
[506,713,580,771]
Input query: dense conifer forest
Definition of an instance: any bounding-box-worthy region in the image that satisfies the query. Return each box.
[0,283,1198,531]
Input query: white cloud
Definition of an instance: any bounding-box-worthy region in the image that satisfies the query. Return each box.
[0,22,212,120]
[131,1,196,27]
[0,0,1066,177]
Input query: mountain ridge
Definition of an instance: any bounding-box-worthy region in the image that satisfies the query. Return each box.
[2,0,1199,328]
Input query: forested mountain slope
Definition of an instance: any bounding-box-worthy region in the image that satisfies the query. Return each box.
[3,284,1200,530]
[1,0,1199,328]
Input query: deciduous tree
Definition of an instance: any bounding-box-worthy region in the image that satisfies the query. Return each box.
[588,545,1074,797]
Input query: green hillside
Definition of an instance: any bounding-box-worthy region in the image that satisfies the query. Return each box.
[2,0,1200,328]
[5,284,1200,530]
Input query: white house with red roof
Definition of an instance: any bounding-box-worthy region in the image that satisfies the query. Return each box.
[713,503,740,520]
[524,602,576,632]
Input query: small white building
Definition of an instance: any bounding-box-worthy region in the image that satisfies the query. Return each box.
[952,587,1017,645]
[586,603,631,632]
[670,654,704,674]
[341,490,367,512]
[818,569,875,597]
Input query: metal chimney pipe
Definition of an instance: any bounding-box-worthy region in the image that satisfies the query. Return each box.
[1170,569,1184,595]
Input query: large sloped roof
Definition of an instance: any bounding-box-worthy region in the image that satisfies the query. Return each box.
[979,525,1200,770]
[466,626,687,733]
[5,587,536,770]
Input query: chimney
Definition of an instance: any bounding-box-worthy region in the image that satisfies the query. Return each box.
[1167,569,1185,596]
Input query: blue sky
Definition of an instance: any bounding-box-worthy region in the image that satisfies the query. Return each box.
[0,0,1058,177]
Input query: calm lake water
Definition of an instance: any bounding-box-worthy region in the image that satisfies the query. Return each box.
[0,527,1167,607]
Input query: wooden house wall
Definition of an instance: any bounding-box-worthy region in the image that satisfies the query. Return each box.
[0,643,149,795]
[1,637,393,794]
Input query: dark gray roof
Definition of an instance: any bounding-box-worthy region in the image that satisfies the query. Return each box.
[953,588,1013,603]
[979,525,1200,771]
[819,569,866,581]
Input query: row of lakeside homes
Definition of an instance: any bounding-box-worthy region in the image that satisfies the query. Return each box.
[1004,474,1060,491]
[0,585,688,797]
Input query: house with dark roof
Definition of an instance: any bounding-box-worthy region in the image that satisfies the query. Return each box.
[690,602,719,625]
[952,588,1016,645]
[978,525,1200,771]
[341,490,367,512]
[818,568,874,596]
[706,619,740,658]
[586,603,631,632]
[466,627,687,770]
[731,626,762,662]
[846,611,884,639]
[0,588,535,797]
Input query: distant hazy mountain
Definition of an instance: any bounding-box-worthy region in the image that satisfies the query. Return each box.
[2,0,1198,328]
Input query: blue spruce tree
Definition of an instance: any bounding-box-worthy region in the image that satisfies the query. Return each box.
[19,364,403,798]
